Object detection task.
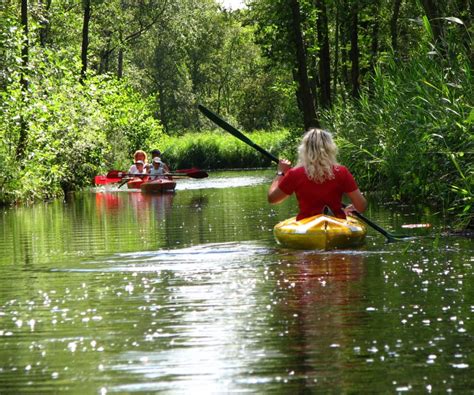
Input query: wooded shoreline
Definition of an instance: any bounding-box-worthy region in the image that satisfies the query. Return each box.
[1,1,472,228]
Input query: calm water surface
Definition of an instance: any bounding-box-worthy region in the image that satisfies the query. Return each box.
[0,170,472,393]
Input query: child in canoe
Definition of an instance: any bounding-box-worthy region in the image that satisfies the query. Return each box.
[149,148,170,173]
[149,157,166,180]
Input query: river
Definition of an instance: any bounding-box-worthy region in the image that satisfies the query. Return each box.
[0,170,472,393]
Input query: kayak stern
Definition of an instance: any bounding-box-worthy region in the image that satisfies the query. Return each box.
[274,214,367,250]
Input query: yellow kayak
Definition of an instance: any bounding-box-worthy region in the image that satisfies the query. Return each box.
[274,214,367,250]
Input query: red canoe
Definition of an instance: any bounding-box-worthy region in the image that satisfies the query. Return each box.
[140,179,176,193]
[127,177,147,189]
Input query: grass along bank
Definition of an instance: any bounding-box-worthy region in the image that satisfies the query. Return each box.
[321,48,472,229]
[157,129,291,170]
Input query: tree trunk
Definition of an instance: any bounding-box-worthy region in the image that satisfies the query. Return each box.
[315,0,331,108]
[340,0,350,91]
[80,0,91,83]
[38,0,52,47]
[332,4,339,98]
[118,49,123,79]
[99,49,110,74]
[307,54,320,114]
[390,0,402,52]
[349,2,360,98]
[370,1,380,73]
[16,0,29,160]
[20,0,29,95]
[117,1,125,78]
[157,82,168,133]
[117,47,123,79]
[289,0,319,129]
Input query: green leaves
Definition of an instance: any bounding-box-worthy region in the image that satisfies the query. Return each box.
[321,35,473,227]
[0,15,163,204]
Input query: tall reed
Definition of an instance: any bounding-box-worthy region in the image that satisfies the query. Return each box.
[321,22,473,228]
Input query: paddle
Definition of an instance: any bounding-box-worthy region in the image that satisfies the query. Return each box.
[197,103,411,242]
[96,168,208,185]
[119,169,207,188]
[168,168,209,179]
[198,104,279,164]
[93,172,147,186]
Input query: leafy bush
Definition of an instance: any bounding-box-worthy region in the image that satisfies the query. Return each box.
[0,15,163,204]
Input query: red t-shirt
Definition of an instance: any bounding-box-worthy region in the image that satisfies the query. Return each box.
[278,165,358,220]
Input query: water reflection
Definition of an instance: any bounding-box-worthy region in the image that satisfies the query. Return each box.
[129,192,175,222]
[187,195,209,211]
[257,251,367,391]
[97,242,275,393]
[95,191,175,222]
[93,246,369,393]
[95,191,121,213]
[282,250,365,304]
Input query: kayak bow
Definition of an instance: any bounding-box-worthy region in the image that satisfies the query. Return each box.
[140,179,177,193]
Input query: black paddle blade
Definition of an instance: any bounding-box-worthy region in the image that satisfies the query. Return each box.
[170,169,208,179]
[351,210,412,242]
[187,171,208,179]
[386,234,414,242]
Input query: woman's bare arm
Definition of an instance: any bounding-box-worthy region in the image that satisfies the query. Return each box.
[345,189,367,213]
[268,181,290,204]
[268,159,292,204]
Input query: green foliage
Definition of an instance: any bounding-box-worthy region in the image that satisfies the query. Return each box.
[0,13,162,205]
[125,0,294,133]
[158,130,290,169]
[1,0,472,229]
[321,33,473,227]
[97,80,163,169]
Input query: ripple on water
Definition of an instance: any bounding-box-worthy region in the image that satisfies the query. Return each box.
[53,241,273,273]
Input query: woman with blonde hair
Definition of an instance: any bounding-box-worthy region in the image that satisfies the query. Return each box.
[128,150,148,174]
[268,128,367,219]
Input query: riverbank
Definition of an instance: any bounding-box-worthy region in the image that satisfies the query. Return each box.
[1,124,471,229]
[158,127,472,230]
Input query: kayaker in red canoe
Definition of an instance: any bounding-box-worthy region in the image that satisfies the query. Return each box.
[268,128,367,220]
[129,160,147,175]
[143,151,176,193]
[128,150,148,174]
[149,148,170,173]
[149,157,167,180]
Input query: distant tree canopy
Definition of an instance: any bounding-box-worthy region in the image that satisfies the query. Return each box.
[3,0,471,133]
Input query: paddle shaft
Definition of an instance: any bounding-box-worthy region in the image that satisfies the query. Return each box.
[197,104,408,241]
[106,170,208,180]
[350,211,401,241]
[198,104,279,164]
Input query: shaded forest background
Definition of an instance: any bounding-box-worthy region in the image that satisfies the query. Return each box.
[0,0,472,226]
